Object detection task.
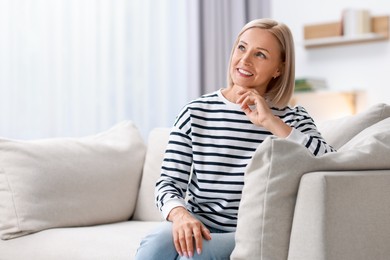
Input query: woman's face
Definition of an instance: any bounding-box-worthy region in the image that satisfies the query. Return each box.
[230,27,283,95]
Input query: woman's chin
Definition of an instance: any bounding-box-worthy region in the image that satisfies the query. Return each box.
[232,84,256,90]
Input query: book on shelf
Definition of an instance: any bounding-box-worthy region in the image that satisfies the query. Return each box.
[342,9,371,37]
[294,78,327,92]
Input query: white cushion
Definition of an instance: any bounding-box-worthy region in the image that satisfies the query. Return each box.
[231,117,390,260]
[0,221,161,260]
[132,128,171,221]
[0,121,146,240]
[339,117,390,151]
[318,103,390,149]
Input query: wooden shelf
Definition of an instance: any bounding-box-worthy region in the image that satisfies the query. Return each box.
[304,33,387,48]
[303,15,389,48]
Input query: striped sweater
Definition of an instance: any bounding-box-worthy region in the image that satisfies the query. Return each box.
[155,90,335,232]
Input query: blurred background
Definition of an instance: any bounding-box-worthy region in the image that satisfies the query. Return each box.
[0,0,389,140]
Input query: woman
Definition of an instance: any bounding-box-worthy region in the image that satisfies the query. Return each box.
[135,18,335,260]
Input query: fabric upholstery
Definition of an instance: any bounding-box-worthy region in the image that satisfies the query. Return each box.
[288,170,390,260]
[0,221,161,260]
[0,121,146,240]
[231,117,390,260]
[133,128,171,221]
[1,104,390,260]
[318,103,390,149]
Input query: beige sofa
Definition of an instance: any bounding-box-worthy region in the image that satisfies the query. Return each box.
[1,103,390,260]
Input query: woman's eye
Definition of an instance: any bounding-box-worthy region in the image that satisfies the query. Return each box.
[256,52,266,59]
[238,44,245,51]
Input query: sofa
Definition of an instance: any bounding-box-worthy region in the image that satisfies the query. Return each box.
[1,103,390,260]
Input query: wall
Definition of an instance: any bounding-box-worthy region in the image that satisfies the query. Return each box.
[271,0,390,109]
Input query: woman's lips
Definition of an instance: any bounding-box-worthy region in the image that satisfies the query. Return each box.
[237,68,253,77]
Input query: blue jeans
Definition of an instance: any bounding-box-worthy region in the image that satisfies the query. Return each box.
[135,221,235,260]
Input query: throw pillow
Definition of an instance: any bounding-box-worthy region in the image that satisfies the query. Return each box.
[339,117,390,151]
[0,121,146,240]
[318,103,390,149]
[231,117,390,260]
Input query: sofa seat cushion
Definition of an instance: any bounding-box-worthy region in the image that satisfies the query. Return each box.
[0,121,146,240]
[0,221,161,260]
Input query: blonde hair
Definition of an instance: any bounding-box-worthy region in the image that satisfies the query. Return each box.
[226,18,295,108]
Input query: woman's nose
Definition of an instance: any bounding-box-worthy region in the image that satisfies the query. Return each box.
[241,52,252,65]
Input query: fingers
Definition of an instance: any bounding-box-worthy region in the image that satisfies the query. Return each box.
[236,93,253,114]
[236,90,254,106]
[185,228,194,258]
[174,228,197,258]
[174,228,192,257]
[193,225,210,255]
[173,223,211,257]
[238,94,257,117]
[192,225,212,256]
[201,226,212,240]
[235,89,274,127]
[173,230,184,257]
[236,89,263,110]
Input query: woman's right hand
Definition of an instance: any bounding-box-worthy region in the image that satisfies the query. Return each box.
[168,206,212,258]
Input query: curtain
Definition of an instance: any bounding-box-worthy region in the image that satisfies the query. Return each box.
[0,0,269,140]
[196,0,271,94]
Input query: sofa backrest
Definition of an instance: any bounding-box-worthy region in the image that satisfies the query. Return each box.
[132,127,171,221]
[318,103,390,150]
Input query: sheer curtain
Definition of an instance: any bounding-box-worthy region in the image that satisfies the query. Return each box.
[0,0,269,140]
[0,0,190,139]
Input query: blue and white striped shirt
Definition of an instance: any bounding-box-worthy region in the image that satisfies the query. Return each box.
[155,90,335,232]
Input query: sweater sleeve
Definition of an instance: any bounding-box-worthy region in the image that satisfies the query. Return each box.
[285,106,336,156]
[155,107,193,219]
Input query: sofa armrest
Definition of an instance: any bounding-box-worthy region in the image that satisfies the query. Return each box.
[288,170,390,260]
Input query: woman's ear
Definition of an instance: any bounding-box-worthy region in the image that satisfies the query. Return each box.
[273,63,284,79]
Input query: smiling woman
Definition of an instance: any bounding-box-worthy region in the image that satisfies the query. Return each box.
[135,18,335,260]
